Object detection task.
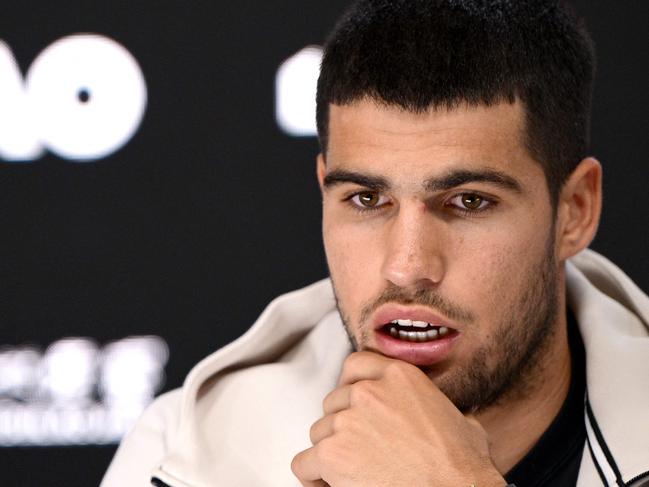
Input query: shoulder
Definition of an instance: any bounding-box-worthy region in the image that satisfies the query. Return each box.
[100,389,182,487]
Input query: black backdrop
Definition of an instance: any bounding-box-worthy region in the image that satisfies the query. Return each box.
[0,2,647,485]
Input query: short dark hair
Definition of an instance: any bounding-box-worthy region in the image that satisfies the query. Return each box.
[316,0,596,202]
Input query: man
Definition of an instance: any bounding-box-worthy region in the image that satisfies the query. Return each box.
[102,1,649,486]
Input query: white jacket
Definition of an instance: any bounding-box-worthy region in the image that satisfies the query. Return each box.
[101,249,649,487]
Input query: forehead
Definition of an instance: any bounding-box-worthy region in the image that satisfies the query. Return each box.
[326,99,542,185]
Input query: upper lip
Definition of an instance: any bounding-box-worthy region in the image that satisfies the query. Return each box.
[372,304,460,331]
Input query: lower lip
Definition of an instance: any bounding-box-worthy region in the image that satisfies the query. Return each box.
[374,329,459,366]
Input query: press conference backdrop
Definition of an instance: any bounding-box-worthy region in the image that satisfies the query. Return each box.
[0,1,646,485]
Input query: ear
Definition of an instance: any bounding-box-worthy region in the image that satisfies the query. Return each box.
[316,153,327,193]
[556,157,603,261]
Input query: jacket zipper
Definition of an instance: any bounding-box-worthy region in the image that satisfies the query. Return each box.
[626,471,649,486]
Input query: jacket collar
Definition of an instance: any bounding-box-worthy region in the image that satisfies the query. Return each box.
[153,280,351,486]
[154,250,649,486]
[567,250,649,486]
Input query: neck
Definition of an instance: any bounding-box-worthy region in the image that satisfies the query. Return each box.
[476,291,573,474]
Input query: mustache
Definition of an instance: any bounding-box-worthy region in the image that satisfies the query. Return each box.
[359,284,475,325]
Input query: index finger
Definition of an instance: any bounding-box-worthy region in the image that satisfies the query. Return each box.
[337,351,395,386]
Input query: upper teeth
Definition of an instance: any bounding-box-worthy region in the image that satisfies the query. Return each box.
[391,319,435,328]
[388,320,450,342]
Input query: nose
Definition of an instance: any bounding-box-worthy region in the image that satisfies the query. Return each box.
[380,201,446,289]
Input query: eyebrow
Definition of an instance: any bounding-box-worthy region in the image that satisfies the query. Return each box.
[424,169,523,193]
[323,168,523,193]
[323,170,389,191]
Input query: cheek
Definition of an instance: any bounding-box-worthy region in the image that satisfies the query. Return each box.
[323,215,352,276]
[446,221,551,323]
[323,213,385,307]
[323,207,381,266]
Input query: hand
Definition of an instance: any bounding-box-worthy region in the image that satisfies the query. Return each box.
[291,351,506,487]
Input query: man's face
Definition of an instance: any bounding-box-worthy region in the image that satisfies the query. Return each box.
[319,99,561,412]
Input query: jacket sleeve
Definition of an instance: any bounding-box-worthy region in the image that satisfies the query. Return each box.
[100,390,182,487]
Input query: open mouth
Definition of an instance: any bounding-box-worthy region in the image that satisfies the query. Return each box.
[380,319,455,343]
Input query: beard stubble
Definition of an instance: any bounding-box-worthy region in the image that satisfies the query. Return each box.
[332,235,560,413]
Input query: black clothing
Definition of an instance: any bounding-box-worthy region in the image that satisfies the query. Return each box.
[504,311,587,487]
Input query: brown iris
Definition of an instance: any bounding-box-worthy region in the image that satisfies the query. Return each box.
[461,194,483,210]
[358,192,380,207]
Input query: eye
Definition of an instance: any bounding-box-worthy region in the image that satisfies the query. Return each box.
[350,191,389,210]
[447,193,493,212]
[460,193,483,210]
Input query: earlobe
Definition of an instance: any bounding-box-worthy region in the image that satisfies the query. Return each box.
[557,157,603,261]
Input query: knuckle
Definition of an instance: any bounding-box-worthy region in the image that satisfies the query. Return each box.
[349,379,377,404]
[343,351,363,371]
[322,389,336,412]
[290,452,302,476]
[331,410,351,431]
[315,437,337,463]
[385,359,413,379]
[309,421,320,444]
